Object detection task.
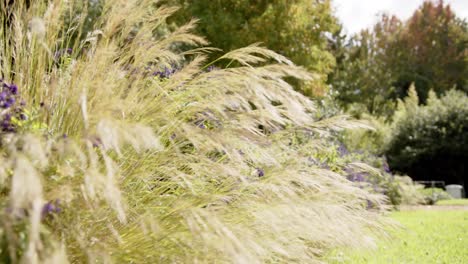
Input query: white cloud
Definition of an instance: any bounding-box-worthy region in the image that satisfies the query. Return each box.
[333,0,468,36]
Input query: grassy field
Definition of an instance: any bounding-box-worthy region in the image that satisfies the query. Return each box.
[437,199,468,206]
[327,209,468,263]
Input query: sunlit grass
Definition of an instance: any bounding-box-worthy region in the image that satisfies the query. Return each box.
[327,210,468,263]
[437,199,468,206]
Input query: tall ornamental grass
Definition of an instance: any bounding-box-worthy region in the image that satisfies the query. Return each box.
[1,1,388,263]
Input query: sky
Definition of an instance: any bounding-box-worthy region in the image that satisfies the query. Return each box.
[333,0,468,36]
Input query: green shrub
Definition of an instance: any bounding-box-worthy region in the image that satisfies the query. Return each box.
[394,176,425,205]
[385,86,468,187]
[418,188,452,205]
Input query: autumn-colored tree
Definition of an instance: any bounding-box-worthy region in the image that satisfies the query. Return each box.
[330,0,467,115]
[392,0,467,100]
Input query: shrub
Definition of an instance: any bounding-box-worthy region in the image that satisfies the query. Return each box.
[0,1,387,263]
[385,86,468,187]
[394,176,426,205]
[339,151,401,206]
[418,188,452,205]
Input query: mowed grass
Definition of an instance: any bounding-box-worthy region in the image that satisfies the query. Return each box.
[327,209,468,263]
[437,199,468,206]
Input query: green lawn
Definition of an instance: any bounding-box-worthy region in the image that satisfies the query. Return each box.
[436,199,468,206]
[327,210,468,263]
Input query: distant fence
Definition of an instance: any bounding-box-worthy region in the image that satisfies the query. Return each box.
[414,180,446,189]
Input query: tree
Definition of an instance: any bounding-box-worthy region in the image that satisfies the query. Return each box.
[330,0,467,115]
[328,15,402,116]
[392,0,467,100]
[164,0,340,96]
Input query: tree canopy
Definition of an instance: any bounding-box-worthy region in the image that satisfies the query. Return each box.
[330,0,467,115]
[165,0,339,96]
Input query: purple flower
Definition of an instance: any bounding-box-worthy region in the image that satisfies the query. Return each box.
[0,91,7,101]
[1,114,15,132]
[41,200,61,218]
[256,168,265,177]
[91,136,103,147]
[7,97,15,105]
[170,133,176,140]
[206,65,219,72]
[195,119,206,129]
[2,101,11,109]
[42,202,55,215]
[8,84,18,95]
[353,173,365,182]
[337,143,349,157]
[345,167,367,183]
[152,66,178,79]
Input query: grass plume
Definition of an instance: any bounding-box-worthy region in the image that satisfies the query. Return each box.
[1,1,388,263]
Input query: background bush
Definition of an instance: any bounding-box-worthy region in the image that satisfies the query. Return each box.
[385,86,468,188]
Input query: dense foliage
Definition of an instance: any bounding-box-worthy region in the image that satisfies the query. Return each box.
[330,0,467,116]
[385,86,468,186]
[164,0,339,96]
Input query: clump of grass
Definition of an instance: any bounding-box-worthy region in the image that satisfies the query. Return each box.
[1,1,388,263]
